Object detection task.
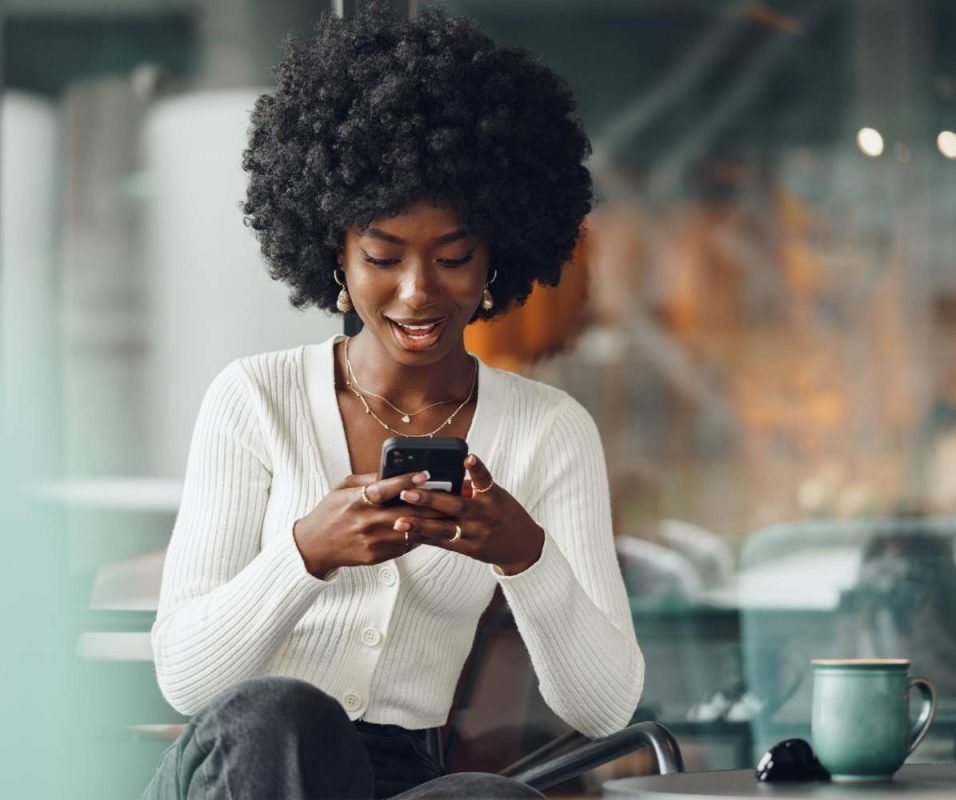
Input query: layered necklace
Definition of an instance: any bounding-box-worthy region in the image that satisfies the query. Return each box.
[344,337,478,439]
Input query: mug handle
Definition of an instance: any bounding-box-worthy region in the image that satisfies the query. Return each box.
[907,677,937,754]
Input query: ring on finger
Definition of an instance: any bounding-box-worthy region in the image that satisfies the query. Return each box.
[449,524,463,544]
[473,478,495,495]
[361,486,381,506]
[404,530,410,549]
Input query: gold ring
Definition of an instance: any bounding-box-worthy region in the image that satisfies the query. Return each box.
[473,479,495,495]
[361,486,381,506]
[449,524,462,544]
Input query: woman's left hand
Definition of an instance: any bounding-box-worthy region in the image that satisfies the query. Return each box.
[392,454,545,575]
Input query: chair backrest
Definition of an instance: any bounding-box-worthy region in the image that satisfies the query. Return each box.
[441,589,572,774]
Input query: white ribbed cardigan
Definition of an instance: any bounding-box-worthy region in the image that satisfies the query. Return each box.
[152,336,644,738]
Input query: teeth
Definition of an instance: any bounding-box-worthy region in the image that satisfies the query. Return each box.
[396,321,439,331]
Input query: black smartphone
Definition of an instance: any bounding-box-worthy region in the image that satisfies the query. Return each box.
[379,437,468,506]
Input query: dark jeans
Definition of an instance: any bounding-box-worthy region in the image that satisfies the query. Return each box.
[143,677,545,799]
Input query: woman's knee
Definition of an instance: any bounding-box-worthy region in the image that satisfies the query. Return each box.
[195,676,348,738]
[151,678,371,799]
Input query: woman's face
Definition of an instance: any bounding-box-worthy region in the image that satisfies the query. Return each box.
[341,201,490,365]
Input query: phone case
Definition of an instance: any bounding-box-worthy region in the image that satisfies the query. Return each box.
[379,437,468,505]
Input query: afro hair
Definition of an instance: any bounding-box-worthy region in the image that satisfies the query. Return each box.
[242,1,592,318]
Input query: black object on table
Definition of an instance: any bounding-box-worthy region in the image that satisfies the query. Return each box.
[603,763,956,798]
[754,738,829,782]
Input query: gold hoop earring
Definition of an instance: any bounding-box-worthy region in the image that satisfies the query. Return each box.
[333,269,353,313]
[481,269,497,312]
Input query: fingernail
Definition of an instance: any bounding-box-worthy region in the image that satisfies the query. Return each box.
[412,471,431,485]
[465,455,477,467]
[393,519,410,532]
[400,490,420,503]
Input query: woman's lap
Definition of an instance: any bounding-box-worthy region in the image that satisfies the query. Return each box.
[143,677,543,799]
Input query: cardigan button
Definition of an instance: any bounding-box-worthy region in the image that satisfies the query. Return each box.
[342,691,364,713]
[378,565,397,586]
[361,627,382,647]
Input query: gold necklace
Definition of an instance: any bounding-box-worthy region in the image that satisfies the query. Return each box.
[347,360,459,424]
[343,337,478,439]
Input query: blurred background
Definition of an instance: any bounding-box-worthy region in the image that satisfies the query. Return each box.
[3,0,956,797]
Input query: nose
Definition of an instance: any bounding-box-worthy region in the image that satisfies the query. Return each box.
[398,261,439,308]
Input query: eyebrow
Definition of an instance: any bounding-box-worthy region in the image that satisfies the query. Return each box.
[362,228,470,246]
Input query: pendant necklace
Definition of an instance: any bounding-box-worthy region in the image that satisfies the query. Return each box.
[343,337,478,438]
[347,359,459,423]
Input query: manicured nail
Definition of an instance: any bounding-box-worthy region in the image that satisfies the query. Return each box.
[393,519,411,532]
[400,490,421,503]
[412,471,431,485]
[465,454,477,467]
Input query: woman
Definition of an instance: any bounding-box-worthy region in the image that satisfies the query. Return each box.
[145,3,643,798]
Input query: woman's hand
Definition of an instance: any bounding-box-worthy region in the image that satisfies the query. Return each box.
[392,454,545,575]
[292,471,447,578]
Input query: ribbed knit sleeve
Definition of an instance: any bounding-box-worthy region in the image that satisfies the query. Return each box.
[497,396,644,738]
[151,360,327,715]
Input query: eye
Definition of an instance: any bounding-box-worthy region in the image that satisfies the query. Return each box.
[437,250,476,268]
[361,251,399,267]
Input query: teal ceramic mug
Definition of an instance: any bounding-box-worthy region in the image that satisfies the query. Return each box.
[811,658,936,782]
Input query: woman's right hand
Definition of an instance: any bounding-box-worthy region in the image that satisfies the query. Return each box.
[292,471,440,578]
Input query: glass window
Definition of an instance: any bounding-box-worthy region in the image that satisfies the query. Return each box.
[432,0,956,776]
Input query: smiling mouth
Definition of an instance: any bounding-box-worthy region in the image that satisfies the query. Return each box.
[387,317,448,350]
[391,319,442,333]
